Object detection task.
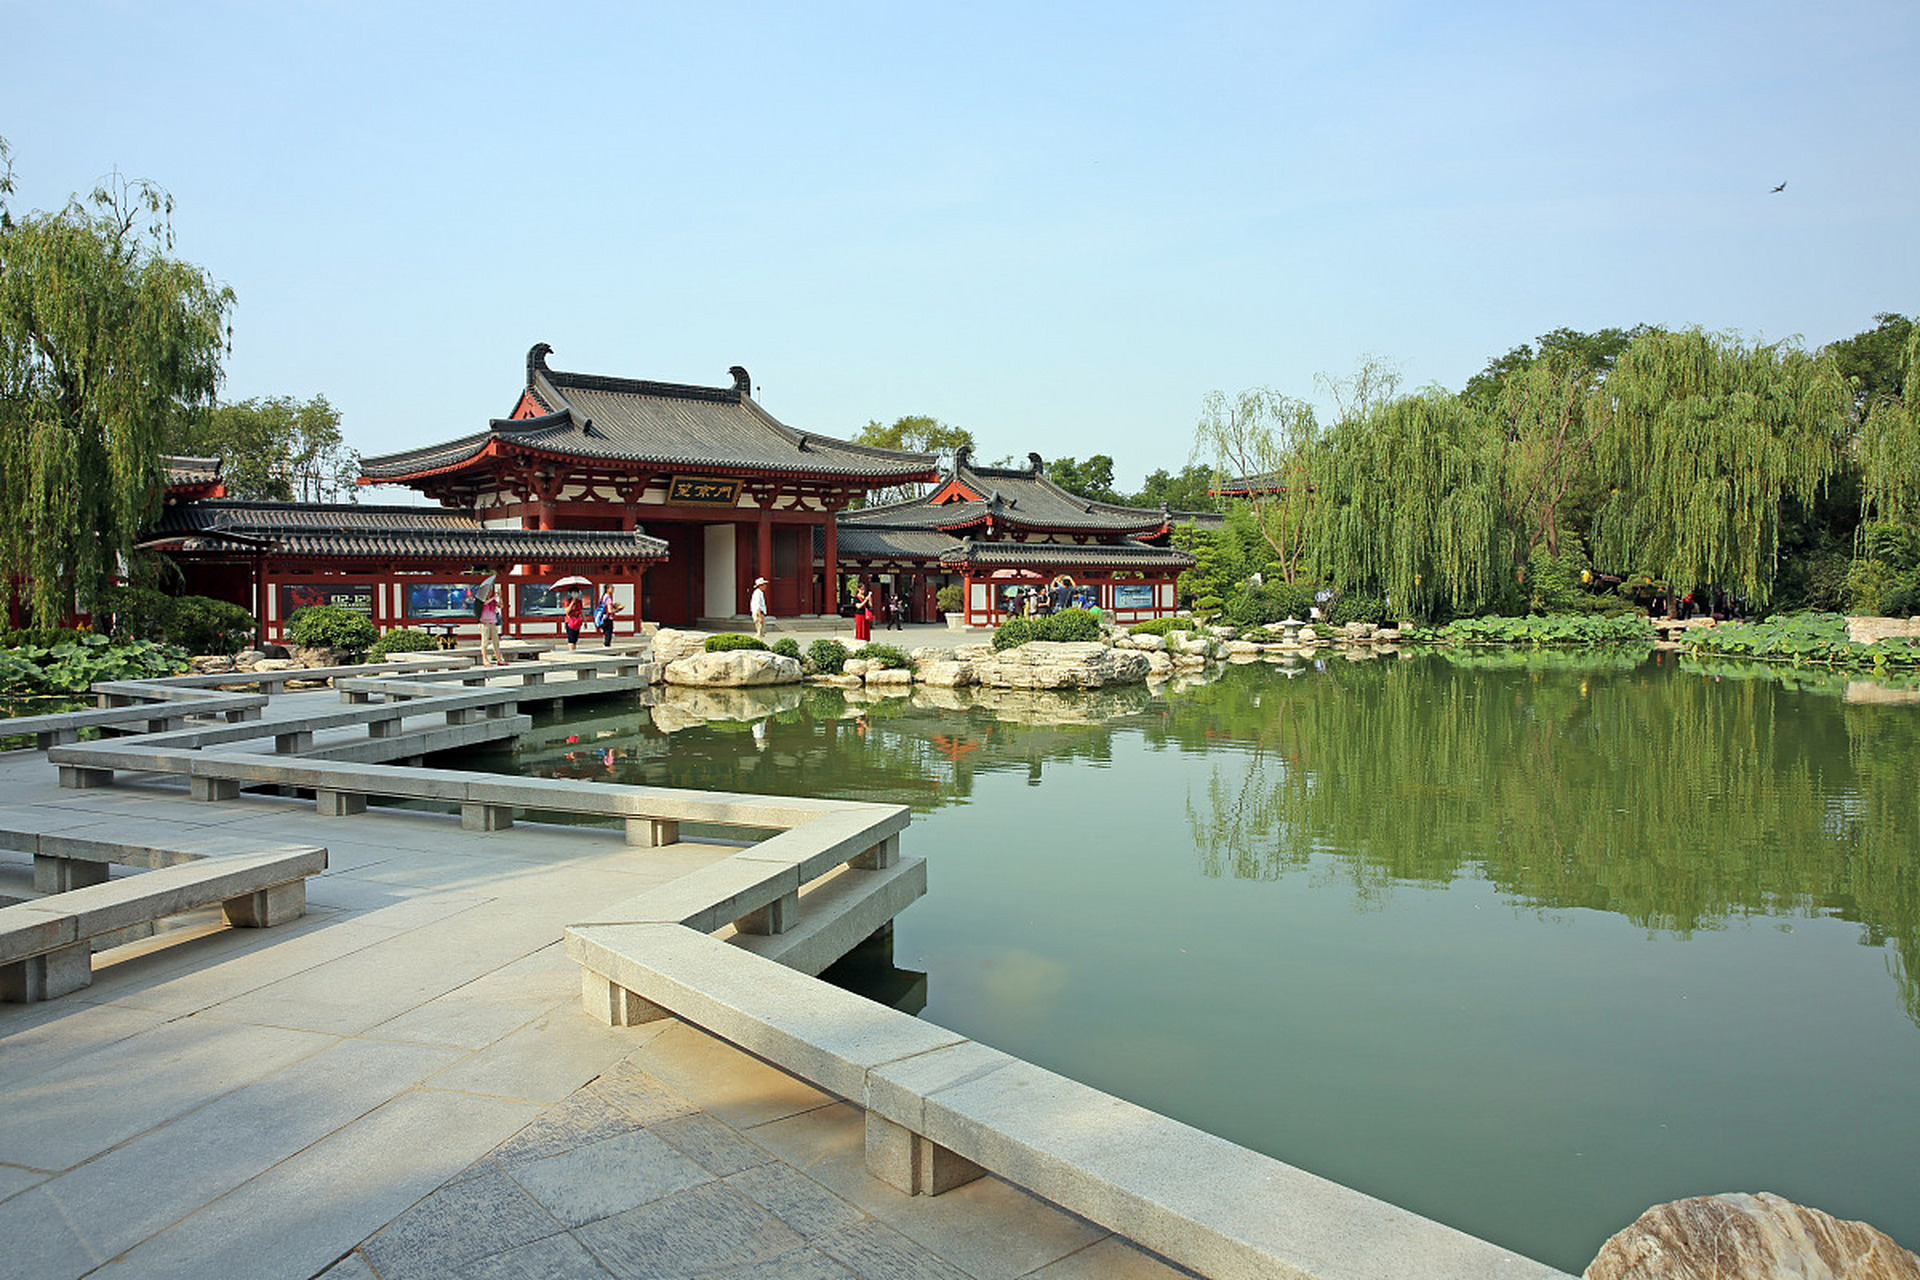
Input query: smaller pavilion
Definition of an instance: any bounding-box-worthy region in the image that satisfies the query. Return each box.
[144,500,665,644]
[833,448,1195,626]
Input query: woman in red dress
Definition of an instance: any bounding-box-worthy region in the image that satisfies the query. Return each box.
[853,583,874,642]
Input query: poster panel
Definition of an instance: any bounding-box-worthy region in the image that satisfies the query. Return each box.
[405,583,482,619]
[1114,583,1156,609]
[281,583,374,617]
[517,584,572,617]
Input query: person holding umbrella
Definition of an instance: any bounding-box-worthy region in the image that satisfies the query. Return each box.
[553,574,593,651]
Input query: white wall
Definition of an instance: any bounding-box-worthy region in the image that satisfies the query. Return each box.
[704,524,738,617]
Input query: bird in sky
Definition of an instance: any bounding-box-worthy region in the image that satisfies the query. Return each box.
[1770,181,1788,193]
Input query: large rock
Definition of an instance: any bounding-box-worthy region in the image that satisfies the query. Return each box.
[1586,1193,1920,1280]
[1145,650,1175,678]
[1223,640,1262,656]
[864,666,913,686]
[1176,636,1212,657]
[1115,633,1166,652]
[971,641,1150,690]
[915,660,976,688]
[663,650,802,687]
[651,628,710,664]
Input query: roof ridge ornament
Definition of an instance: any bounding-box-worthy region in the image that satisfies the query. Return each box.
[528,342,554,383]
[729,366,752,396]
[1028,451,1045,476]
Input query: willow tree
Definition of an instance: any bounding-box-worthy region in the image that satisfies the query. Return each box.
[1191,387,1319,582]
[1494,358,1610,565]
[1856,329,1920,530]
[1310,389,1509,620]
[1588,329,1851,607]
[0,144,232,626]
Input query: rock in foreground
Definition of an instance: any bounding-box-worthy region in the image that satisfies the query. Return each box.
[971,641,1150,690]
[1586,1192,1920,1280]
[664,650,803,687]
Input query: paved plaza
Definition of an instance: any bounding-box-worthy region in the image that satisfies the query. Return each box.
[0,728,1187,1279]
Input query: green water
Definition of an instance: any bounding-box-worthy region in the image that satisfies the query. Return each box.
[466,652,1920,1273]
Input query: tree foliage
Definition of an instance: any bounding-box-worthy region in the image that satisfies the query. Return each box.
[852,414,973,506]
[1462,325,1653,408]
[1589,329,1851,607]
[171,394,357,501]
[1131,463,1220,512]
[0,141,234,626]
[1856,329,1920,530]
[1192,388,1319,582]
[1311,390,1509,620]
[1823,312,1913,407]
[1046,454,1120,504]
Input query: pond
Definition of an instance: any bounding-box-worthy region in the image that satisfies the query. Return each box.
[455,651,1920,1273]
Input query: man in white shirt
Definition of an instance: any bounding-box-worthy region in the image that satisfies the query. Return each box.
[751,577,769,638]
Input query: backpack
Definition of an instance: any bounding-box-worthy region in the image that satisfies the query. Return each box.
[592,602,609,627]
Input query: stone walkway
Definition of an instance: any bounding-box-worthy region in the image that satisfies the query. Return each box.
[0,737,1187,1280]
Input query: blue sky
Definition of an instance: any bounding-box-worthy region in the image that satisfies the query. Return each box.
[4,1,1915,492]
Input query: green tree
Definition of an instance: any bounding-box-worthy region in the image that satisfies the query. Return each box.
[852,414,973,505]
[171,394,358,501]
[1493,359,1610,565]
[0,141,233,626]
[1856,329,1920,530]
[1131,463,1221,513]
[1589,329,1851,607]
[1046,454,1120,504]
[1823,312,1913,409]
[1192,388,1320,583]
[1461,325,1654,408]
[1310,390,1509,621]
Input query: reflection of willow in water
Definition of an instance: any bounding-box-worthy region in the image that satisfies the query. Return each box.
[1170,655,1920,1025]
[491,683,1157,815]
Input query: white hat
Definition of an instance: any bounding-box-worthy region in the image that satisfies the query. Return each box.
[754,577,768,586]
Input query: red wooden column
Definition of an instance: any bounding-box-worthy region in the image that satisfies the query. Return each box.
[822,515,838,618]
[757,503,773,588]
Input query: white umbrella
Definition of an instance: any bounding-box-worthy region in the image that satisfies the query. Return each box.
[552,575,593,589]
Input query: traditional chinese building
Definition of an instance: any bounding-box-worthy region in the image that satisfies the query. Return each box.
[143,500,666,643]
[834,448,1194,627]
[357,345,940,627]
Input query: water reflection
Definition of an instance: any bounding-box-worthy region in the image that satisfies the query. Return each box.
[472,654,1920,1029]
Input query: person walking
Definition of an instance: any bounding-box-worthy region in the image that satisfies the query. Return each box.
[563,591,585,651]
[751,577,769,638]
[478,586,504,666]
[595,586,619,647]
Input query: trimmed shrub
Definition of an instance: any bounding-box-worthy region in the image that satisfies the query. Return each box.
[992,617,1039,651]
[1128,616,1199,637]
[1880,569,1920,618]
[861,643,912,670]
[807,638,849,674]
[771,637,801,660]
[705,633,769,652]
[1223,582,1315,631]
[1039,607,1102,642]
[1328,593,1395,627]
[286,604,378,655]
[369,628,440,660]
[935,582,964,613]
[169,595,258,654]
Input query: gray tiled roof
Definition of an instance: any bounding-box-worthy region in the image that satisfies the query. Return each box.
[940,539,1196,569]
[151,501,666,563]
[839,451,1168,535]
[813,525,960,561]
[361,348,939,484]
[162,455,223,486]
